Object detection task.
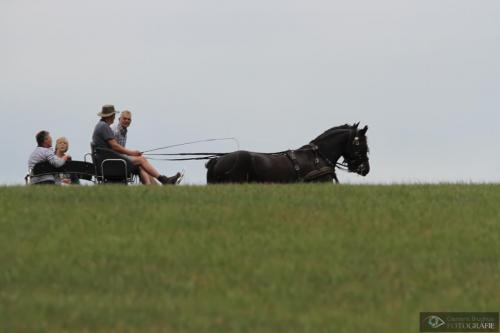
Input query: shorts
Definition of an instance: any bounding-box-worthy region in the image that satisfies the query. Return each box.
[118,154,140,175]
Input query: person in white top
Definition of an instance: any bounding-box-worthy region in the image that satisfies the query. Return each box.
[111,110,162,185]
[54,137,74,185]
[111,110,131,147]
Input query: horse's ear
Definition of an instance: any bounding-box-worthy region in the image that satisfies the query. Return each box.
[359,125,368,135]
[353,122,360,129]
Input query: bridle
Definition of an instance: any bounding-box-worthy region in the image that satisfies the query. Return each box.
[310,127,365,172]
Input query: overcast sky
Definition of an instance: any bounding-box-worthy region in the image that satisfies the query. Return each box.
[1,0,499,185]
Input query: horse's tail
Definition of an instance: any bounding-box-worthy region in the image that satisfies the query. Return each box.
[206,157,218,183]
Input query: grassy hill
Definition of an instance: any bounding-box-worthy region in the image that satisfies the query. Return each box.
[1,184,499,333]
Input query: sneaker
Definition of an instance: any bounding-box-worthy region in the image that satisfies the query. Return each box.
[158,172,183,185]
[173,171,184,184]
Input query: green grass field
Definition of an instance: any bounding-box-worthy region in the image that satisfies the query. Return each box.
[1,184,499,333]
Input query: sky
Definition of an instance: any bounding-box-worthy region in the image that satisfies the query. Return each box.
[1,0,499,185]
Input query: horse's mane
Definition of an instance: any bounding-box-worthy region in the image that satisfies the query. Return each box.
[312,124,354,142]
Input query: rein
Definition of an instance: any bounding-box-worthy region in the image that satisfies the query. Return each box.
[141,137,239,161]
[141,137,239,154]
[144,152,227,161]
[145,156,221,161]
[142,141,350,171]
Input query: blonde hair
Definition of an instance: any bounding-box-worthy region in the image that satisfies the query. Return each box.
[55,137,69,153]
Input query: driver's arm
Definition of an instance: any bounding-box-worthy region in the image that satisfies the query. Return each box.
[107,139,138,156]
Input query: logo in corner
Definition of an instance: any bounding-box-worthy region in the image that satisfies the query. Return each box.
[424,315,446,329]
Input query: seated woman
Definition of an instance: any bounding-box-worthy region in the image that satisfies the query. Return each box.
[54,137,77,185]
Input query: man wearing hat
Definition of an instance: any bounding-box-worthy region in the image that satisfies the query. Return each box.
[92,105,182,185]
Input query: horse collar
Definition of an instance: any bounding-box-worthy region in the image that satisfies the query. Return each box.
[307,143,320,164]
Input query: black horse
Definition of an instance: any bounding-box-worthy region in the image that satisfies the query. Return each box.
[206,123,369,183]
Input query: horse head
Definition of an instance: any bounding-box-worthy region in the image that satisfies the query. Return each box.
[311,123,370,177]
[344,123,370,176]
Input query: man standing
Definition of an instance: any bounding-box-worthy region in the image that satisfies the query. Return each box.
[28,130,70,184]
[92,105,181,185]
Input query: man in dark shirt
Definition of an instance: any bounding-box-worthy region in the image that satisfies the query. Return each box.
[92,105,182,185]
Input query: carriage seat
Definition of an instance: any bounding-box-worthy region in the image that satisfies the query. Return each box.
[90,143,138,184]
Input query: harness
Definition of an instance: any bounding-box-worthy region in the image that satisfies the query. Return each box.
[140,129,362,184]
[285,143,338,183]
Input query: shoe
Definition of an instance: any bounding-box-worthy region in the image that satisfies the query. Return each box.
[158,172,183,185]
[173,171,184,184]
